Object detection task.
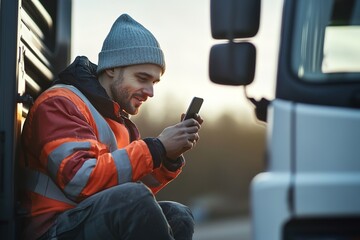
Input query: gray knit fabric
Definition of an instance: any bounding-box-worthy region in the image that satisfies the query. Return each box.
[97,14,165,74]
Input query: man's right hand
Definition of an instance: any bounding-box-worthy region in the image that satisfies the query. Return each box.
[157,115,202,160]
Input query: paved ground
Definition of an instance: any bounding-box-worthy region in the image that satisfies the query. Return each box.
[193,217,251,240]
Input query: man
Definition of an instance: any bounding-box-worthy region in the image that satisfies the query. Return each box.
[20,14,203,240]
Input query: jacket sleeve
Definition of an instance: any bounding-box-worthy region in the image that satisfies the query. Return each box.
[149,156,185,194]
[142,138,185,194]
[24,92,155,202]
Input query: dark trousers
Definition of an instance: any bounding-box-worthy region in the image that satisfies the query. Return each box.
[39,182,194,240]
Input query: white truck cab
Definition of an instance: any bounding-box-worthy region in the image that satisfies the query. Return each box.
[210,0,360,239]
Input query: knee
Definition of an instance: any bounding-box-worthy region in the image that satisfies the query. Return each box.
[123,182,152,197]
[99,182,153,204]
[159,201,195,239]
[160,201,195,227]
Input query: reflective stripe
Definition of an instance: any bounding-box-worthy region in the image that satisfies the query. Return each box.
[26,169,77,205]
[48,141,91,179]
[140,174,161,187]
[50,84,118,151]
[64,158,97,200]
[37,84,135,202]
[112,149,133,183]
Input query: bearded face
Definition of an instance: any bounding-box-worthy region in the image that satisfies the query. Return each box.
[108,64,162,115]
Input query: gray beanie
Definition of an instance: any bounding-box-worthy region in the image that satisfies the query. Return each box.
[97,14,165,74]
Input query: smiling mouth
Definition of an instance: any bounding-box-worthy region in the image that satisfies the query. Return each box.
[133,96,146,106]
[135,97,145,102]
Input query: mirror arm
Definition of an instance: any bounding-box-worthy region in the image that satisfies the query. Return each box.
[244,87,270,123]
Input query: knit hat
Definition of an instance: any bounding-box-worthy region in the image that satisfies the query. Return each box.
[97,14,165,74]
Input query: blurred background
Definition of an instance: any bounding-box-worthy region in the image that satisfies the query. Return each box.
[71,0,284,239]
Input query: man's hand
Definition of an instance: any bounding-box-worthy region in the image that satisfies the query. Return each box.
[158,114,203,160]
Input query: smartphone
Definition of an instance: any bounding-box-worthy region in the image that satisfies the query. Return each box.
[183,97,203,121]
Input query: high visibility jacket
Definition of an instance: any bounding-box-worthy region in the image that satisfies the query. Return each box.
[20,82,183,239]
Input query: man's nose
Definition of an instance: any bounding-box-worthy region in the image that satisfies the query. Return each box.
[143,84,154,98]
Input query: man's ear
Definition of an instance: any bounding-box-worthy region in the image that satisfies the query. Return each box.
[104,68,115,77]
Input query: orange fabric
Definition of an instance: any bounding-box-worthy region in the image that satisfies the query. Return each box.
[21,86,182,239]
[106,118,130,146]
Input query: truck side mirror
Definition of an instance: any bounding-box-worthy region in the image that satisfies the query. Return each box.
[209,0,260,86]
[211,0,261,39]
[209,42,256,86]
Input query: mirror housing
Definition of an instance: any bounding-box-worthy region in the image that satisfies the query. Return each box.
[211,0,261,39]
[209,42,256,86]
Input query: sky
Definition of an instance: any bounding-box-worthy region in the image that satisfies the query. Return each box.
[71,0,284,124]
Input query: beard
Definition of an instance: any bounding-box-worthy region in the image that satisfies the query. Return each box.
[110,79,139,115]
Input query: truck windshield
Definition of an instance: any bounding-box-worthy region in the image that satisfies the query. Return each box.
[291,0,360,82]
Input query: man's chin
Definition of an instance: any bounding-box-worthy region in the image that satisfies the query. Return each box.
[124,107,140,115]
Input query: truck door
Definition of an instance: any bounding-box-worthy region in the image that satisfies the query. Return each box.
[0,0,71,239]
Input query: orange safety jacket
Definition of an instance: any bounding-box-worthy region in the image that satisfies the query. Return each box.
[20,83,183,240]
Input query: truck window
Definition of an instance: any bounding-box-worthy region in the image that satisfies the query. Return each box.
[291,0,360,82]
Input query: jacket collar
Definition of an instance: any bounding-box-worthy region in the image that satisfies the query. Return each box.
[54,56,140,141]
[55,56,126,121]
